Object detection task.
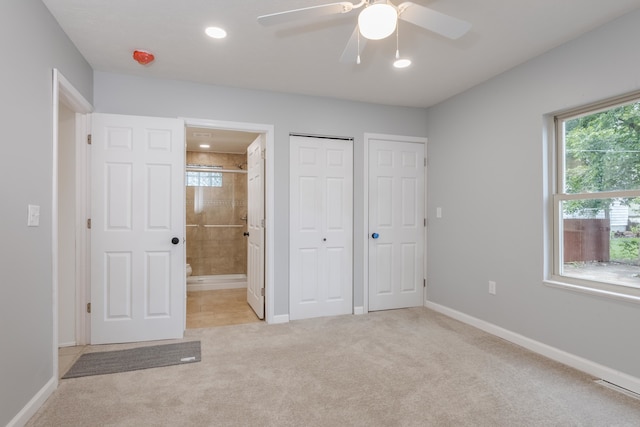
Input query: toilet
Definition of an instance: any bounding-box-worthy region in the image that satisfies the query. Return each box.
[186,264,192,277]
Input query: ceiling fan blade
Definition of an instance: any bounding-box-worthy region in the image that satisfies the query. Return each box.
[257,2,355,26]
[398,2,471,40]
[340,26,367,63]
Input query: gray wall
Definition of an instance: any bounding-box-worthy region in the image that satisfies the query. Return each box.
[0,1,93,425]
[94,72,429,315]
[425,9,640,379]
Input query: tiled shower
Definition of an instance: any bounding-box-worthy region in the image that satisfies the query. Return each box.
[185,151,248,279]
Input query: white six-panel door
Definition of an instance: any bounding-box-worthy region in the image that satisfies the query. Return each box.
[368,137,425,311]
[290,135,353,320]
[91,113,185,344]
[247,135,265,319]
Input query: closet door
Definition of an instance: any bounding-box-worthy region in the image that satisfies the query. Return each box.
[289,135,353,320]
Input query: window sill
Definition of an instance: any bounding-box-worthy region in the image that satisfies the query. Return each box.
[544,278,640,304]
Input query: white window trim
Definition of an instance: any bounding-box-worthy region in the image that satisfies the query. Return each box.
[545,91,640,303]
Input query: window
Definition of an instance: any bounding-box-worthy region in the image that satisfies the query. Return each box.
[186,168,222,187]
[551,93,640,299]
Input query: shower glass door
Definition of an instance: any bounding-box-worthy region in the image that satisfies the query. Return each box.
[185,153,248,278]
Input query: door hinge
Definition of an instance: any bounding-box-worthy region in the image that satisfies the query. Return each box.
[261,149,266,160]
[423,279,426,288]
[86,302,91,313]
[424,157,427,167]
[424,218,427,227]
[261,219,265,228]
[260,288,265,297]
[87,134,92,145]
[87,218,91,229]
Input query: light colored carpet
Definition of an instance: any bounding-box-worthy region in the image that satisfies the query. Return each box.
[28,308,640,426]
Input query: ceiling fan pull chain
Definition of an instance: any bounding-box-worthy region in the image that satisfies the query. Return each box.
[395,22,400,59]
[357,26,362,64]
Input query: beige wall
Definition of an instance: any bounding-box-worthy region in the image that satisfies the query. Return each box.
[186,152,248,276]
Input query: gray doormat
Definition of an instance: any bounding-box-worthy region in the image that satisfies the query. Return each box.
[62,341,201,379]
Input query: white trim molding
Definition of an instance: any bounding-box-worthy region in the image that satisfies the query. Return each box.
[52,68,93,391]
[271,314,290,324]
[425,301,640,395]
[363,133,428,314]
[7,377,56,427]
[182,118,276,324]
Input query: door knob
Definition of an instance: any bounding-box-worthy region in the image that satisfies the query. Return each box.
[171,237,180,245]
[243,232,250,237]
[371,233,379,239]
[323,238,327,242]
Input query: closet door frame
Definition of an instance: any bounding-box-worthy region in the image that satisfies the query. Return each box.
[289,134,354,320]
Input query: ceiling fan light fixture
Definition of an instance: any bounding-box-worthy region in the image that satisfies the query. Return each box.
[393,58,411,68]
[205,26,227,39]
[358,2,397,40]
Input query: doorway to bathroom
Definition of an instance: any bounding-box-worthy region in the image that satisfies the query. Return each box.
[184,124,265,328]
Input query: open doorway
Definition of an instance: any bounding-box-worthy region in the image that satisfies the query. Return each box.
[183,120,273,328]
[53,69,92,378]
[185,127,259,328]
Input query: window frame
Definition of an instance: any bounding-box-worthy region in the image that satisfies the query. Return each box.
[547,91,640,303]
[185,168,223,187]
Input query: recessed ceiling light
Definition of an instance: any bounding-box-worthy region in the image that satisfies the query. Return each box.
[205,27,227,39]
[393,58,412,69]
[199,144,210,148]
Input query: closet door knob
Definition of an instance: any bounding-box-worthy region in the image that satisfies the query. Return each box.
[371,233,379,239]
[243,232,250,237]
[171,237,180,245]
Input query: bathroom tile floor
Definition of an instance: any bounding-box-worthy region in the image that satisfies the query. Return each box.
[187,288,261,329]
[58,345,86,379]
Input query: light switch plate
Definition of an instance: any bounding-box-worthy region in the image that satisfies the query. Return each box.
[28,204,40,227]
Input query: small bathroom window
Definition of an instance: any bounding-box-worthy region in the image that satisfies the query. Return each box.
[186,167,223,187]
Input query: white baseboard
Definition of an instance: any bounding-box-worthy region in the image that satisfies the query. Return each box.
[425,301,640,395]
[354,306,364,315]
[270,314,290,324]
[58,341,76,348]
[7,376,56,427]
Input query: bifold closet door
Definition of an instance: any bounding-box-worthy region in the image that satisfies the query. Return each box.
[289,135,353,320]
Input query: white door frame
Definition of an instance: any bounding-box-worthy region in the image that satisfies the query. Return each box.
[289,134,354,320]
[52,69,93,381]
[183,118,276,324]
[362,133,428,314]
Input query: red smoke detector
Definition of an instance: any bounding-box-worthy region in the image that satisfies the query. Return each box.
[132,50,155,65]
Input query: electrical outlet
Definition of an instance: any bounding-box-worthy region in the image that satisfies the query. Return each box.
[489,281,496,295]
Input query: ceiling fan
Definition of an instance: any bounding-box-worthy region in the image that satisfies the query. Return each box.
[257,1,471,65]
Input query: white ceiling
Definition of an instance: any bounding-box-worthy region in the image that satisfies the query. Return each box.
[43,0,640,109]
[185,127,258,154]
